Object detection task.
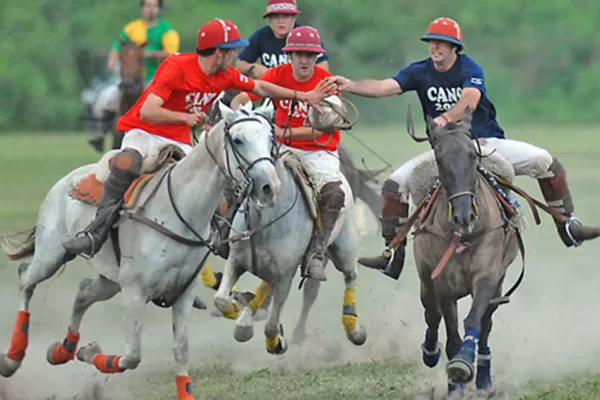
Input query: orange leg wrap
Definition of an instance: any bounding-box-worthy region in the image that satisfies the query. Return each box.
[92,354,124,373]
[7,311,30,362]
[49,329,80,364]
[176,375,194,400]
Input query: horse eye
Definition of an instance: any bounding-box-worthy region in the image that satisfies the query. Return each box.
[233,138,243,146]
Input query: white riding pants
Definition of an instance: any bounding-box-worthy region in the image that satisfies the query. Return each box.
[121,129,193,158]
[281,145,342,191]
[389,138,554,202]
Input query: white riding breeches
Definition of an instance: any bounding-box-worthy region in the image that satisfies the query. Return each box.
[282,145,342,191]
[121,129,193,158]
[389,138,554,202]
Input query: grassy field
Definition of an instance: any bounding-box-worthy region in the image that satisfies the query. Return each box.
[1,124,600,399]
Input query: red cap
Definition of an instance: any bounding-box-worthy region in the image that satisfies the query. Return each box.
[263,0,301,18]
[282,26,325,53]
[196,19,249,51]
[420,17,464,48]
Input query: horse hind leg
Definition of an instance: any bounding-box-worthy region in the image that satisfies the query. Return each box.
[291,277,322,345]
[475,287,502,391]
[446,276,499,386]
[46,275,120,366]
[0,234,68,378]
[76,285,145,374]
[328,224,367,346]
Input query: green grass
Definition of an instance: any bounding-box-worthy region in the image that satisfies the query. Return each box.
[1,127,600,399]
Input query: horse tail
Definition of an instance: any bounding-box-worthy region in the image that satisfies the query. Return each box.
[2,226,36,261]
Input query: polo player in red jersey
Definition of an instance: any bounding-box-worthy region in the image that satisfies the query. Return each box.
[63,18,335,259]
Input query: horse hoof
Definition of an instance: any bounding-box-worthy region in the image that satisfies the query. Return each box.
[252,308,269,321]
[76,342,102,364]
[421,342,442,368]
[192,296,207,310]
[446,358,475,384]
[234,324,254,343]
[266,336,288,355]
[46,341,75,365]
[290,329,306,345]
[0,353,20,378]
[213,296,231,315]
[347,325,367,346]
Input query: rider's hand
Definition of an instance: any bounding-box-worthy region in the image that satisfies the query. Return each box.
[183,112,207,127]
[433,114,449,128]
[329,75,352,91]
[302,79,338,112]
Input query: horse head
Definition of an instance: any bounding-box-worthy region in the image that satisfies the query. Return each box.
[118,40,146,97]
[215,101,280,208]
[428,108,479,235]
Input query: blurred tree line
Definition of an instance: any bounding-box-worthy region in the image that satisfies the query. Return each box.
[2,0,600,132]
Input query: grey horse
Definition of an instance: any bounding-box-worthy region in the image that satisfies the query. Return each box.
[406,109,523,396]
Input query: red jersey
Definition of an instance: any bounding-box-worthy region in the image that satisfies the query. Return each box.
[117,53,256,145]
[247,63,340,152]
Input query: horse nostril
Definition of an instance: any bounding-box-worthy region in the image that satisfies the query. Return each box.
[470,213,478,222]
[261,184,272,196]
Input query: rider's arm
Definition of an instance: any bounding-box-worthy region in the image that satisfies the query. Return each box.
[108,30,129,72]
[342,78,403,98]
[441,62,485,123]
[236,30,268,78]
[230,92,252,110]
[139,61,188,124]
[275,126,324,140]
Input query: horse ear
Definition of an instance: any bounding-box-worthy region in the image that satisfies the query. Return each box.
[140,41,149,49]
[218,100,236,125]
[240,101,253,112]
[255,100,275,122]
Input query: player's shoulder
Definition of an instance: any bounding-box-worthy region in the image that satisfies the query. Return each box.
[124,18,145,30]
[458,54,484,73]
[249,25,273,40]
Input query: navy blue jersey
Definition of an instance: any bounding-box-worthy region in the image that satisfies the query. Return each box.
[238,23,329,68]
[393,54,504,139]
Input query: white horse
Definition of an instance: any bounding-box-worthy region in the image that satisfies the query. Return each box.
[212,128,368,354]
[0,102,279,399]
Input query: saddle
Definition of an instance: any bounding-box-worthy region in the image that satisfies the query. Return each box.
[279,150,320,220]
[69,144,186,208]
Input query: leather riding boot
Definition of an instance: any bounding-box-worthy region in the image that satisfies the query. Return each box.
[358,179,409,280]
[538,157,600,247]
[305,181,346,282]
[62,149,143,258]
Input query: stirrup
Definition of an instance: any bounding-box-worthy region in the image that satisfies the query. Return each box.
[74,231,97,260]
[564,216,584,247]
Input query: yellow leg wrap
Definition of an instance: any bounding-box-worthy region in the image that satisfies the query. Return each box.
[200,264,217,289]
[265,335,280,354]
[342,287,357,332]
[248,281,272,313]
[222,301,241,320]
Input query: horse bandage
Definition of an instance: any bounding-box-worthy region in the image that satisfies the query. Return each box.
[93,354,124,373]
[222,301,241,320]
[265,335,283,354]
[249,281,272,313]
[7,311,29,362]
[200,264,218,289]
[342,287,358,332]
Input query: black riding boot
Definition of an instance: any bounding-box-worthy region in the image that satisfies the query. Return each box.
[62,149,143,258]
[304,181,346,282]
[538,158,600,247]
[358,179,409,280]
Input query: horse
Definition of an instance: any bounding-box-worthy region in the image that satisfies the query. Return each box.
[400,108,525,396]
[212,112,368,353]
[0,102,279,400]
[88,40,147,153]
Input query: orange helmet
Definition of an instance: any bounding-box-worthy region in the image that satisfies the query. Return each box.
[420,17,464,48]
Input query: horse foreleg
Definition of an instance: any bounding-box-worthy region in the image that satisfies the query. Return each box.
[291,278,321,345]
[264,277,294,355]
[47,275,120,366]
[419,280,442,368]
[171,282,196,400]
[213,259,245,320]
[76,286,145,373]
[476,286,502,391]
[439,299,464,395]
[233,280,272,343]
[446,276,499,385]
[0,244,67,377]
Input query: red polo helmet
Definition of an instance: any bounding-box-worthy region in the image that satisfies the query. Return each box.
[281,26,325,53]
[263,0,301,18]
[420,17,464,48]
[196,19,249,51]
